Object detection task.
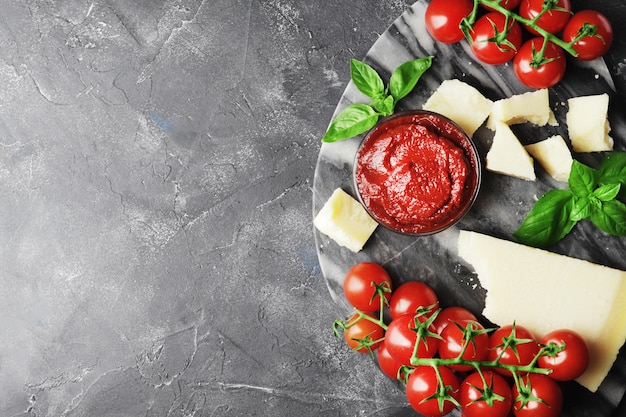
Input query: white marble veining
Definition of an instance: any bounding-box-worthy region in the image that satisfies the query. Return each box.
[313,1,626,416]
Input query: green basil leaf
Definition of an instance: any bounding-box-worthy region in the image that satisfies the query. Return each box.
[371,95,395,117]
[593,183,621,202]
[568,160,598,197]
[570,196,592,222]
[590,199,626,236]
[389,56,434,102]
[514,189,576,248]
[598,151,626,186]
[322,103,380,143]
[350,59,385,100]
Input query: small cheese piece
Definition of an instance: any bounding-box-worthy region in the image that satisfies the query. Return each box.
[458,230,626,392]
[423,79,493,137]
[486,88,557,130]
[486,121,536,181]
[566,93,613,152]
[525,135,573,182]
[314,188,378,252]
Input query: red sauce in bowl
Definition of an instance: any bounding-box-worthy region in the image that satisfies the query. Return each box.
[354,110,481,235]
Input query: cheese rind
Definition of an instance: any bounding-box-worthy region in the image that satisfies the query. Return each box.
[486,88,557,130]
[566,94,613,152]
[423,79,493,137]
[314,188,378,252]
[486,121,536,181]
[458,230,626,392]
[525,135,573,182]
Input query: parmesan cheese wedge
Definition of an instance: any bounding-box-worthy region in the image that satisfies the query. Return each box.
[486,121,536,181]
[458,230,626,392]
[486,88,557,130]
[423,79,493,137]
[566,94,613,152]
[525,135,573,182]
[314,188,378,252]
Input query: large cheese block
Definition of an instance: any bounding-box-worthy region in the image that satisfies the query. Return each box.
[314,188,378,252]
[486,88,557,130]
[423,79,493,137]
[525,135,573,182]
[486,121,536,181]
[566,94,613,152]
[457,230,626,392]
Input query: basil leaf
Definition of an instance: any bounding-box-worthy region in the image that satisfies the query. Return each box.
[514,189,576,248]
[389,56,434,102]
[322,103,380,143]
[568,160,598,197]
[593,183,621,202]
[598,151,626,186]
[350,59,385,100]
[590,199,626,236]
[371,95,395,117]
[570,196,592,222]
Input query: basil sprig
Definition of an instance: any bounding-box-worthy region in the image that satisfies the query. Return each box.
[514,152,626,248]
[322,56,433,143]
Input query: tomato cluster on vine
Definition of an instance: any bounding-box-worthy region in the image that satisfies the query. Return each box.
[334,262,591,417]
[424,0,613,89]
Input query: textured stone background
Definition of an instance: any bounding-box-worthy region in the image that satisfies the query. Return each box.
[1,1,625,416]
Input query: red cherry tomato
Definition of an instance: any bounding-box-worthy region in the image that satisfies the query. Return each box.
[488,324,541,377]
[433,306,478,335]
[538,329,590,381]
[439,319,489,371]
[482,0,522,11]
[385,313,440,366]
[512,374,563,417]
[343,313,384,353]
[406,365,460,417]
[470,12,523,65]
[562,10,613,61]
[460,371,512,417]
[389,281,439,320]
[518,0,572,35]
[377,340,407,380]
[343,262,392,312]
[513,37,566,89]
[425,0,474,44]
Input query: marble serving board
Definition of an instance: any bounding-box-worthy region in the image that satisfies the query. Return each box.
[312,1,626,416]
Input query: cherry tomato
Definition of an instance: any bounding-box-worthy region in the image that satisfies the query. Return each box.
[343,313,384,353]
[460,371,512,417]
[425,0,474,44]
[406,365,460,417]
[482,0,522,11]
[433,306,478,335]
[377,340,408,380]
[389,281,439,320]
[343,262,392,312]
[470,12,523,65]
[385,313,440,366]
[439,319,489,371]
[562,10,613,61]
[488,324,541,377]
[519,0,572,35]
[513,37,566,89]
[512,374,563,417]
[538,329,590,381]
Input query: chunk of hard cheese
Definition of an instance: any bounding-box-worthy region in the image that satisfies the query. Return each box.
[525,135,573,182]
[458,230,626,392]
[314,188,378,252]
[486,121,536,181]
[486,88,557,130]
[566,94,613,152]
[423,79,493,137]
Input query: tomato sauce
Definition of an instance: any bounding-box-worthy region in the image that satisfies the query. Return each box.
[354,111,480,235]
